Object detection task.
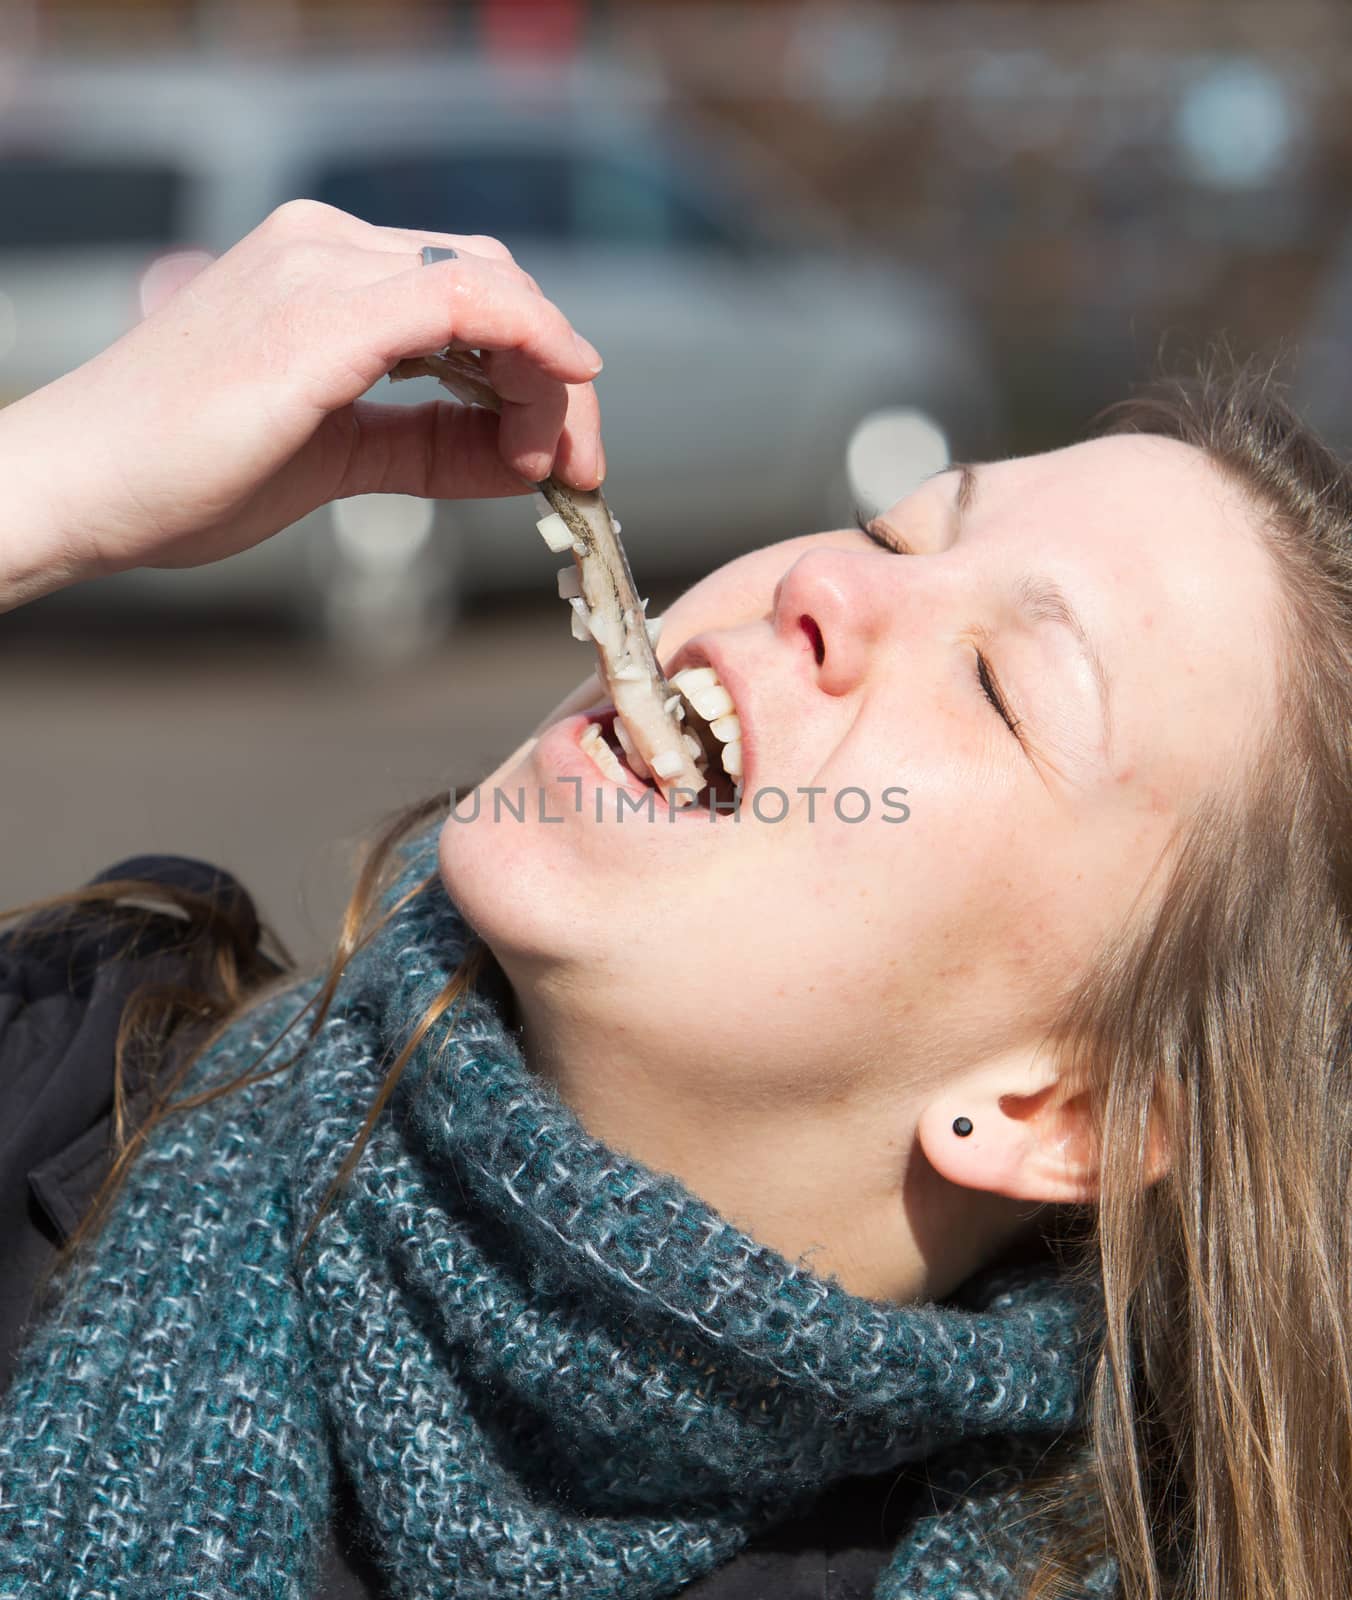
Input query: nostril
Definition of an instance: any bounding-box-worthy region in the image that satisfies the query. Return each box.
[800,615,825,666]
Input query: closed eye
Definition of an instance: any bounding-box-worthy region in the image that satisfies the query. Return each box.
[853,510,1025,741]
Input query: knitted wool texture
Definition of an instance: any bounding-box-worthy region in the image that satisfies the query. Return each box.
[0,831,1118,1599]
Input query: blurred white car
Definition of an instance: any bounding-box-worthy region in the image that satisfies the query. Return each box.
[0,51,996,652]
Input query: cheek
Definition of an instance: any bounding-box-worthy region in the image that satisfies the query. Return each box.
[967,808,1163,1018]
[785,780,1060,1022]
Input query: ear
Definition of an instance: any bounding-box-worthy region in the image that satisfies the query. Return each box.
[916,1056,1170,1205]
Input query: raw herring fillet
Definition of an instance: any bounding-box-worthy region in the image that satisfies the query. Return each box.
[387,348,708,805]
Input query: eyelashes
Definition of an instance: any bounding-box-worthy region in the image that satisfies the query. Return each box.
[852,507,912,557]
[974,650,1023,739]
[852,511,1024,741]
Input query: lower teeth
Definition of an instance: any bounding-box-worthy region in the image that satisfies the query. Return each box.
[579,722,630,786]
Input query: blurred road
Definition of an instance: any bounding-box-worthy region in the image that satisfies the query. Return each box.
[0,595,643,966]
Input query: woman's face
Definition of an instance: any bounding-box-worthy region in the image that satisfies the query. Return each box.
[440,434,1280,1131]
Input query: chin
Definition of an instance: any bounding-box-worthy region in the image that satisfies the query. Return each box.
[436,798,572,970]
[437,800,506,933]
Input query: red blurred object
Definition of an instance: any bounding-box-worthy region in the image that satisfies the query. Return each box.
[481,0,584,57]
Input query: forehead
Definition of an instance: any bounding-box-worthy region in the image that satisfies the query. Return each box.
[963,435,1284,794]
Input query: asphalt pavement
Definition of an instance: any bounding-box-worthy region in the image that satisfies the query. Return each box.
[1,595,620,965]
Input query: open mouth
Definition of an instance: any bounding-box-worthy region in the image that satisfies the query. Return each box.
[577,660,744,812]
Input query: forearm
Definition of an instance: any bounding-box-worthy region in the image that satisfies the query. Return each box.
[0,387,87,614]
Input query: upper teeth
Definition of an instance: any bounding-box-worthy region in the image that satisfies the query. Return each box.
[668,665,743,781]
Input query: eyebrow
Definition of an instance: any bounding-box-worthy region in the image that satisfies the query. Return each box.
[947,461,1115,754]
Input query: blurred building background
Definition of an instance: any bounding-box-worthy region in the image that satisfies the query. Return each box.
[3,0,1349,957]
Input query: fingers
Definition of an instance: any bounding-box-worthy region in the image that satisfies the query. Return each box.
[549,379,606,492]
[256,204,605,466]
[390,229,517,267]
[411,258,605,489]
[490,380,604,492]
[480,343,561,406]
[338,398,536,501]
[345,251,602,385]
[339,392,607,502]
[420,374,601,493]
[253,200,609,493]
[496,390,569,485]
[480,343,603,487]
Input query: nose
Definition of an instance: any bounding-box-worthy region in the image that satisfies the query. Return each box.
[771,547,889,697]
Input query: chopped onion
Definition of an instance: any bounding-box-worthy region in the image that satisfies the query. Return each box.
[536,513,573,554]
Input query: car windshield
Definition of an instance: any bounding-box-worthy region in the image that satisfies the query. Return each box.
[0,152,183,248]
[304,148,741,249]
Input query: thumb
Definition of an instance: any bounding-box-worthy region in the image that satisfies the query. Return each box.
[138,249,216,318]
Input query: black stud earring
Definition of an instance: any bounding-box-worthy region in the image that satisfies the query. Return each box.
[952,1117,974,1138]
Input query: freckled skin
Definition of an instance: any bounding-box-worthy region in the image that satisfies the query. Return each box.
[441,435,1285,1303]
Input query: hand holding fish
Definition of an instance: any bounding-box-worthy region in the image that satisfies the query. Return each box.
[390,347,731,807]
[0,199,604,610]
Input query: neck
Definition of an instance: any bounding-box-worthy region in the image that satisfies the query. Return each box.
[500,959,1033,1306]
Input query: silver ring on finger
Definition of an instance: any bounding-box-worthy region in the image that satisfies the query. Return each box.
[420,245,460,267]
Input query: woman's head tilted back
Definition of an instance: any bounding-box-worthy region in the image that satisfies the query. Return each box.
[440,365,1284,1289]
[440,355,1351,1598]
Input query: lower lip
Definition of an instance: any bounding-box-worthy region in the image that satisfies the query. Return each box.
[535,710,721,820]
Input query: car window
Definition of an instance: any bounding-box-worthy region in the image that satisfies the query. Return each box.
[572,157,736,248]
[305,148,742,250]
[0,152,183,248]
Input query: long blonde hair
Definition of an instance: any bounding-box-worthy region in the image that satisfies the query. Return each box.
[7,356,1349,1600]
[1020,354,1352,1597]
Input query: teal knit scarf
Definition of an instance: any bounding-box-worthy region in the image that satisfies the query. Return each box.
[0,830,1117,1599]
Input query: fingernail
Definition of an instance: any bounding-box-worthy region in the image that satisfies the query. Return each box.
[596,437,607,484]
[566,444,601,493]
[573,333,603,373]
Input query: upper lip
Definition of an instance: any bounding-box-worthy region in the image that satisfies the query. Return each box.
[662,638,754,793]
[571,641,756,797]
